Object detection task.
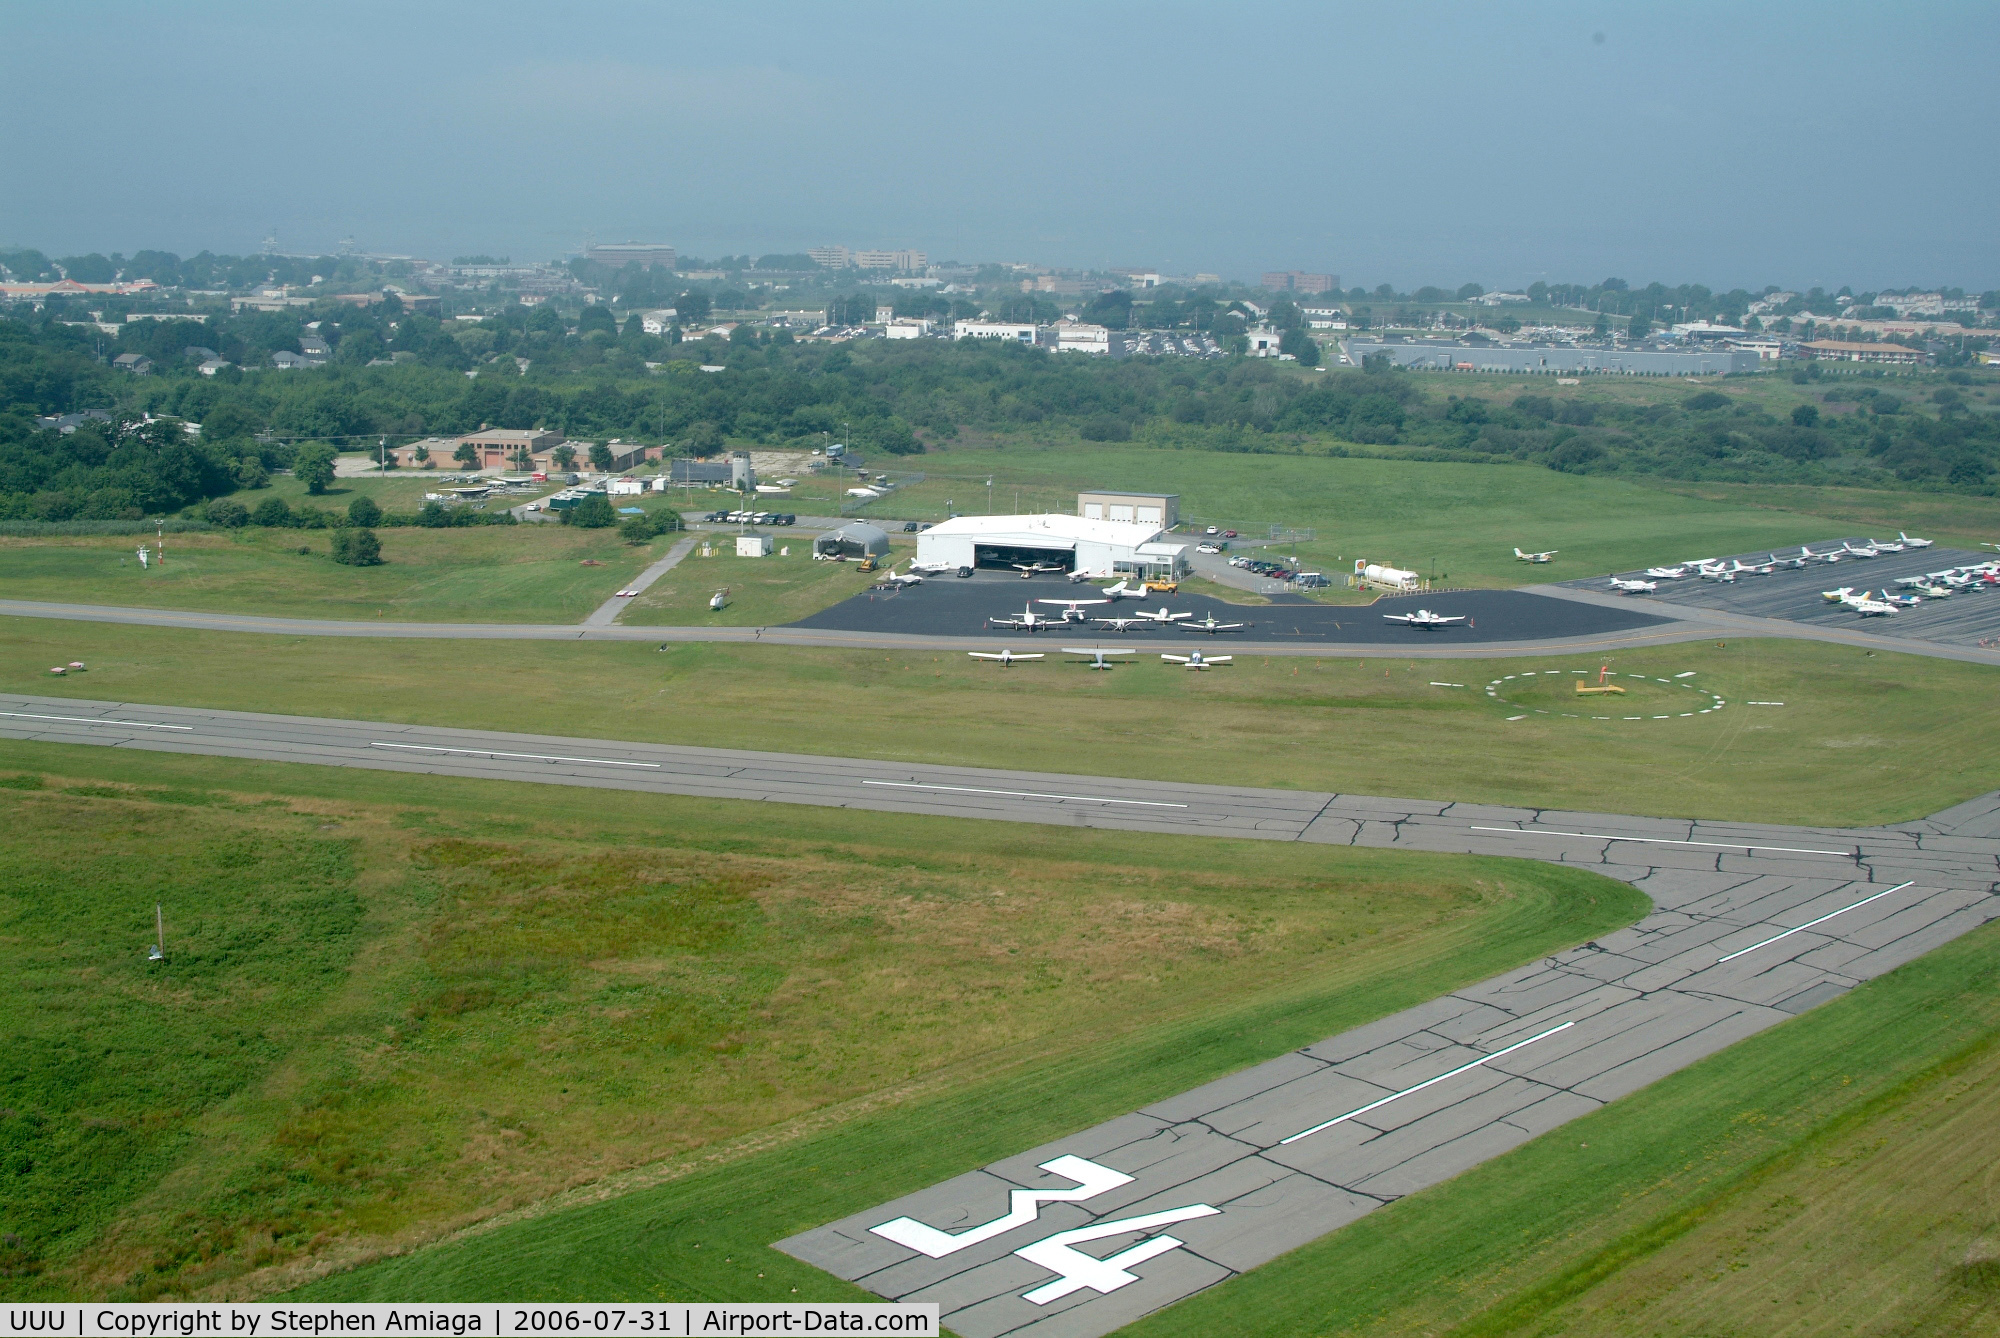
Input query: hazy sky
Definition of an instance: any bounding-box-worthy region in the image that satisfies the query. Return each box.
[5,2,1995,291]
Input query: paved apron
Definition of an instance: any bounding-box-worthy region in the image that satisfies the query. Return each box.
[1,694,1997,1335]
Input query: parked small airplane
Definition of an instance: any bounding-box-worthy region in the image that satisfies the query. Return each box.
[1841,541,1880,558]
[1876,588,1921,608]
[1766,551,1807,570]
[1090,616,1150,633]
[987,604,1067,632]
[1097,579,1144,600]
[1161,650,1233,670]
[1608,577,1660,594]
[1849,597,1898,616]
[1643,566,1688,579]
[968,648,1044,666]
[1132,606,1195,623]
[1062,647,1137,670]
[1899,532,1935,549]
[908,560,958,576]
[879,567,925,587]
[1383,609,1467,627]
[1036,597,1110,621]
[1514,548,1558,563]
[1010,561,1066,578]
[1822,586,1858,603]
[1871,539,1906,553]
[1181,613,1248,634]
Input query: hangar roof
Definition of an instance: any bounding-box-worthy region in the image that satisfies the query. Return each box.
[919,513,1166,547]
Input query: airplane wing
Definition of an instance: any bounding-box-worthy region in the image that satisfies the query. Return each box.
[1203,655,1234,664]
[1159,654,1191,663]
[1382,614,1414,622]
[1062,647,1134,656]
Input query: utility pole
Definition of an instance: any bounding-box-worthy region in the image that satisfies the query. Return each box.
[149,903,164,962]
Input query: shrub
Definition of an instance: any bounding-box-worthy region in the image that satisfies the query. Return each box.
[203,498,248,527]
[251,497,293,527]
[329,527,382,566]
[1685,391,1730,412]
[1079,415,1132,442]
[416,500,451,528]
[620,516,655,544]
[566,494,615,528]
[347,495,383,527]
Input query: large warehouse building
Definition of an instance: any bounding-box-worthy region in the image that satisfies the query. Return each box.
[914,513,1187,580]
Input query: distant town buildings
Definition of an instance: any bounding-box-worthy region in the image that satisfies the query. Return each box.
[953,320,1038,343]
[1262,271,1339,294]
[583,242,678,270]
[1055,321,1111,354]
[853,249,927,272]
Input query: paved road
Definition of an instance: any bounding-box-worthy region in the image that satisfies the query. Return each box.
[3,693,1998,1335]
[581,536,696,627]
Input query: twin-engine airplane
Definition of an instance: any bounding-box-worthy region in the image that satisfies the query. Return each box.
[1383,609,1466,627]
[986,605,1067,632]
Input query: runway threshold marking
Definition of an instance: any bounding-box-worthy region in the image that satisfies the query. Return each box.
[1469,826,1854,858]
[370,742,661,769]
[1715,880,1917,964]
[1279,1020,1577,1145]
[861,780,1188,808]
[0,710,192,731]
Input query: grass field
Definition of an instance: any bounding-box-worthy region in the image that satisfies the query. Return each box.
[835,448,2000,591]
[1119,917,2000,1338]
[0,527,664,622]
[7,620,1997,826]
[0,742,1639,1302]
[621,539,910,626]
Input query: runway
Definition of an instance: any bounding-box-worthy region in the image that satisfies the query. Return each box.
[3,692,1999,1336]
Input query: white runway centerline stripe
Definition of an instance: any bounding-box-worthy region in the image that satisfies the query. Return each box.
[862,780,1188,808]
[1715,881,1916,964]
[0,710,192,731]
[1279,1021,1576,1145]
[1470,825,1853,858]
[370,742,661,769]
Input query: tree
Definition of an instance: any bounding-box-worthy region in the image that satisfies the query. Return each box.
[235,456,270,489]
[1791,404,1820,428]
[204,498,248,527]
[252,496,292,526]
[347,494,382,526]
[1626,315,1652,340]
[330,527,383,565]
[1280,327,1321,367]
[416,500,451,528]
[620,515,656,544]
[551,444,577,470]
[454,442,479,469]
[588,443,614,471]
[1456,283,1485,301]
[413,443,431,465]
[566,493,615,528]
[293,443,337,494]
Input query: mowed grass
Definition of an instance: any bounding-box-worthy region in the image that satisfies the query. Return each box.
[1121,918,2000,1338]
[6,620,1997,826]
[0,527,664,622]
[850,446,2000,590]
[621,539,911,627]
[0,742,1639,1301]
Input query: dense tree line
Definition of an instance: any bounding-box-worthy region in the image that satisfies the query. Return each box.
[2,311,1995,521]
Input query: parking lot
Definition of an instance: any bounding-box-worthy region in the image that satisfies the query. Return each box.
[788,571,1671,644]
[1571,542,2000,648]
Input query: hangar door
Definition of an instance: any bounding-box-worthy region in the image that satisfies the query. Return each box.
[973,542,1074,572]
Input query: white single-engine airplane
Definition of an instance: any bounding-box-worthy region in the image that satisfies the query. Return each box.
[1161,650,1232,670]
[1010,561,1066,578]
[1096,579,1144,600]
[1090,616,1150,633]
[1062,646,1137,670]
[1181,613,1248,634]
[1644,565,1688,579]
[968,648,1044,666]
[1383,609,1467,627]
[1514,548,1558,563]
[1899,531,1934,549]
[878,566,925,587]
[1036,597,1110,622]
[1608,576,1659,594]
[1132,606,1194,623]
[986,604,1067,632]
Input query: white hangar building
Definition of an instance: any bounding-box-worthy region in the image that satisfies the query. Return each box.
[914,512,1188,580]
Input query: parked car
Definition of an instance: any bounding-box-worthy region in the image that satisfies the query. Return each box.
[902,521,920,532]
[1223,530,1238,538]
[1204,526,1219,535]
[779,513,796,525]
[1196,542,1221,554]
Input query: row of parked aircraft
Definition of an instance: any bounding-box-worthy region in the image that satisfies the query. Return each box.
[1822,561,2000,614]
[968,647,1233,669]
[984,602,1249,633]
[1604,534,1941,594]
